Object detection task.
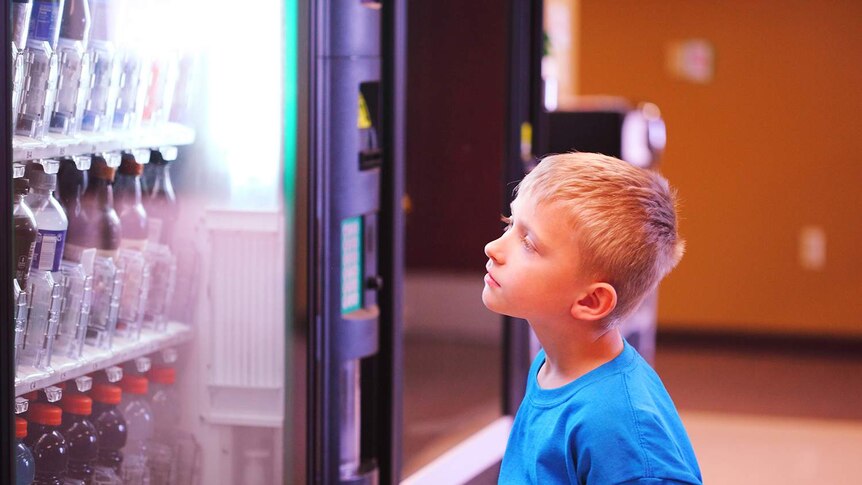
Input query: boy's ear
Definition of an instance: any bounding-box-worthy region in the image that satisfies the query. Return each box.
[571,282,617,322]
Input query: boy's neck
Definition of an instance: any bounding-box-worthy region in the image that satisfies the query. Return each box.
[533,321,625,390]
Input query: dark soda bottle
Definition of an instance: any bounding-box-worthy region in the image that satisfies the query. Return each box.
[89,383,127,473]
[24,402,69,485]
[83,155,122,259]
[115,152,148,250]
[145,149,177,245]
[59,392,99,484]
[13,177,38,289]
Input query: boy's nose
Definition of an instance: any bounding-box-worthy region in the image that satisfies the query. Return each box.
[484,237,504,264]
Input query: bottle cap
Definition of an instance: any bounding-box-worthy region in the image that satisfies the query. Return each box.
[16,417,27,439]
[120,375,149,395]
[13,177,30,195]
[119,152,145,176]
[60,392,93,416]
[148,367,176,385]
[91,383,122,405]
[28,403,63,426]
[90,155,117,182]
[24,163,57,191]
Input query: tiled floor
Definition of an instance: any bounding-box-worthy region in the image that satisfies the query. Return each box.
[403,333,862,484]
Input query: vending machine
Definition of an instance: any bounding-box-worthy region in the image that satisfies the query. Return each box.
[0,0,402,483]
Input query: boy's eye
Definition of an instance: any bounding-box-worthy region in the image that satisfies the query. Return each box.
[521,235,535,252]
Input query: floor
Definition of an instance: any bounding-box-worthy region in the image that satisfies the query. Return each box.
[403,333,862,484]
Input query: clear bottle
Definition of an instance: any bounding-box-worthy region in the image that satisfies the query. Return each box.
[89,384,127,473]
[115,152,149,251]
[146,367,180,485]
[16,417,36,485]
[119,375,153,485]
[144,149,176,246]
[25,164,69,273]
[22,267,63,370]
[24,402,69,485]
[59,392,99,484]
[14,177,39,290]
[80,0,120,132]
[17,0,64,138]
[12,0,34,128]
[49,0,91,135]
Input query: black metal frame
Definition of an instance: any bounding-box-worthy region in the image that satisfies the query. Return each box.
[1,0,14,482]
[502,0,544,416]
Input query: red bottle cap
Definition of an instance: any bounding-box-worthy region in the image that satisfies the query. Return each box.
[28,403,63,426]
[16,417,27,439]
[148,367,176,385]
[121,375,149,395]
[61,392,93,416]
[91,384,123,405]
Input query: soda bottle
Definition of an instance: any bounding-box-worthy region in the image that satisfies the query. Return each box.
[87,156,122,259]
[15,417,36,485]
[89,384,126,473]
[119,375,153,485]
[24,402,68,485]
[144,149,176,245]
[14,177,39,289]
[147,366,178,485]
[24,164,69,273]
[59,392,99,484]
[115,152,149,251]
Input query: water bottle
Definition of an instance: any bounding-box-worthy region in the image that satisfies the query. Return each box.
[119,375,153,485]
[59,392,99,484]
[15,417,36,485]
[24,402,69,485]
[17,0,64,138]
[25,164,69,274]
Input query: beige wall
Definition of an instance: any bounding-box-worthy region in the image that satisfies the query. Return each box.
[574,1,862,336]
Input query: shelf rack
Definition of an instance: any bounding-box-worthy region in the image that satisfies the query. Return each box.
[15,321,193,396]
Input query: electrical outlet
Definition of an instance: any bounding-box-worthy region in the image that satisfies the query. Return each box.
[799,225,826,271]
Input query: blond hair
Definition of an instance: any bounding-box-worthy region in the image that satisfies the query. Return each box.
[516,152,685,326]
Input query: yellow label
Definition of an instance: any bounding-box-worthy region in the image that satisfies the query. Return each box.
[520,122,532,145]
[358,93,372,129]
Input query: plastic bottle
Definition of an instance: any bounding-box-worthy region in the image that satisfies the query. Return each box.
[80,0,120,132]
[59,392,99,484]
[14,177,39,290]
[115,152,149,251]
[25,164,69,273]
[24,402,68,485]
[146,367,177,485]
[16,417,36,485]
[85,156,122,259]
[119,375,153,485]
[58,157,91,264]
[12,0,34,126]
[89,384,126,473]
[144,149,176,245]
[50,0,91,135]
[17,0,65,138]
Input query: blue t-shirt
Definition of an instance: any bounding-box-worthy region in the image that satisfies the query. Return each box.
[499,341,702,484]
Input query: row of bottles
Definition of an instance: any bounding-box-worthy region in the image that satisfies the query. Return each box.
[12,0,195,140]
[13,149,179,376]
[14,359,198,485]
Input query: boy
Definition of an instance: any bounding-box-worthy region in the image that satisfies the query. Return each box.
[484,153,702,484]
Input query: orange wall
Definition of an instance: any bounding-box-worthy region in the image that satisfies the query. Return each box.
[577,1,862,336]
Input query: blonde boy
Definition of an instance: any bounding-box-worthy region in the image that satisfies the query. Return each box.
[484,153,701,484]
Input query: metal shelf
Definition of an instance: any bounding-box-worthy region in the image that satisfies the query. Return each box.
[12,123,196,162]
[14,321,193,396]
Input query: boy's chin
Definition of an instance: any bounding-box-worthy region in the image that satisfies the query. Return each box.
[482,289,516,317]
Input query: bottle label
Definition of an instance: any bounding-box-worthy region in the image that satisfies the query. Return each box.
[29,1,62,44]
[16,240,37,287]
[32,229,66,272]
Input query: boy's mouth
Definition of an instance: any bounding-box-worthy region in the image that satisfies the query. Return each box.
[484,272,501,288]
